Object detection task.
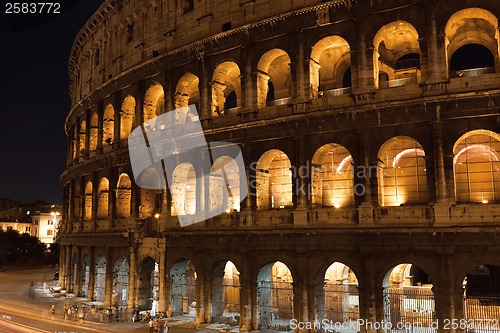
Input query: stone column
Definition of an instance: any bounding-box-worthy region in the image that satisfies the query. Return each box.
[211,81,226,116]
[127,247,137,308]
[243,47,256,111]
[357,130,377,224]
[199,54,211,121]
[293,268,309,333]
[65,245,73,292]
[423,2,448,85]
[74,246,83,296]
[239,260,253,331]
[295,31,306,101]
[87,247,96,301]
[59,245,67,287]
[195,268,206,324]
[355,24,375,91]
[104,247,113,306]
[158,249,167,312]
[434,280,464,333]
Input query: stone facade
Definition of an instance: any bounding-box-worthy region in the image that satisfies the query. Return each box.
[60,0,500,332]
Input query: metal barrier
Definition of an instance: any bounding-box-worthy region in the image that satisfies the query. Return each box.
[464,292,500,333]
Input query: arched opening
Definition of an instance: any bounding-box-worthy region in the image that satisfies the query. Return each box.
[94,256,107,303]
[453,130,500,203]
[73,182,81,221]
[210,157,241,213]
[116,174,132,218]
[79,120,86,156]
[315,262,359,328]
[212,61,241,116]
[373,21,420,88]
[342,67,352,88]
[310,36,351,98]
[257,261,293,331]
[445,8,499,78]
[143,83,165,123]
[256,150,293,209]
[311,144,354,208]
[120,96,136,140]
[81,255,90,297]
[84,181,93,221]
[257,49,291,107]
[89,113,98,152]
[175,73,200,123]
[71,252,77,293]
[211,261,240,324]
[72,129,78,160]
[102,104,115,146]
[138,167,162,218]
[113,257,129,307]
[383,264,435,331]
[171,163,196,216]
[97,178,109,219]
[170,260,196,318]
[463,265,500,328]
[378,137,428,206]
[138,257,159,315]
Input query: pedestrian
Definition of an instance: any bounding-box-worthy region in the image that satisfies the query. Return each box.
[159,322,166,333]
[50,304,55,320]
[149,318,154,333]
[154,320,160,333]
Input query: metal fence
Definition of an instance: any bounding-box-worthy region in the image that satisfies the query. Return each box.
[464,292,500,333]
[324,284,360,322]
[258,280,294,330]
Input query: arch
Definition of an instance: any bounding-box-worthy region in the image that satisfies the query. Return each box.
[89,113,98,152]
[257,261,294,330]
[94,256,107,303]
[315,262,359,326]
[256,150,293,209]
[116,173,132,218]
[311,144,354,208]
[373,21,420,88]
[81,254,90,297]
[113,257,129,307]
[383,263,435,330]
[102,104,115,146]
[73,182,81,220]
[211,261,241,324]
[170,260,197,317]
[463,265,500,330]
[138,167,162,218]
[453,130,500,203]
[171,163,196,216]
[175,73,200,123]
[120,96,136,140]
[445,8,500,76]
[138,256,159,314]
[84,181,93,221]
[257,49,291,107]
[97,177,109,219]
[378,136,428,206]
[79,120,86,156]
[211,61,241,116]
[449,44,495,74]
[310,36,351,97]
[143,83,164,123]
[210,156,241,213]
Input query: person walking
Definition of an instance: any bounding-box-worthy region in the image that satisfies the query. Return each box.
[50,304,55,320]
[154,320,160,333]
[149,318,154,333]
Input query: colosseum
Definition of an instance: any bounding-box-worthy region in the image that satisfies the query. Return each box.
[60,0,500,331]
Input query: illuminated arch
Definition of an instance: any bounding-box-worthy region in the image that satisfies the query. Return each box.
[211,61,241,116]
[310,36,351,97]
[257,49,291,107]
[113,257,129,307]
[89,113,98,152]
[211,261,241,323]
[138,257,159,313]
[445,8,499,75]
[94,256,107,303]
[170,260,196,317]
[378,136,428,206]
[116,173,132,218]
[79,120,86,156]
[175,73,200,123]
[102,104,114,146]
[143,83,164,123]
[373,21,420,88]
[84,181,93,221]
[453,130,500,203]
[311,144,354,208]
[96,177,109,219]
[138,167,162,218]
[171,163,196,216]
[210,156,241,213]
[120,96,136,140]
[256,150,293,209]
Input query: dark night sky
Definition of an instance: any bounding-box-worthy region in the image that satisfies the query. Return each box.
[0,1,105,204]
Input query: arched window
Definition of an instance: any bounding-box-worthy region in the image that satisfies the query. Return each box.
[311,144,354,208]
[143,83,164,123]
[97,178,109,219]
[257,49,291,107]
[378,137,428,206]
[310,36,351,98]
[102,104,114,146]
[212,61,241,116]
[175,73,200,123]
[120,96,135,140]
[373,21,420,88]
[89,113,98,151]
[171,163,196,216]
[138,167,162,218]
[210,156,241,213]
[79,120,86,156]
[445,8,499,77]
[453,130,500,203]
[84,181,93,220]
[116,174,132,217]
[256,150,293,209]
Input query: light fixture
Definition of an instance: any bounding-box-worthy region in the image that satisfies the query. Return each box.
[154,213,160,219]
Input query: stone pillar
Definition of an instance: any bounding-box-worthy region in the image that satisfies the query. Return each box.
[239,260,253,331]
[293,133,309,225]
[74,246,83,296]
[355,24,375,91]
[243,47,256,111]
[296,31,306,101]
[433,121,447,203]
[59,245,67,287]
[108,169,118,220]
[434,280,464,333]
[195,268,206,324]
[158,250,167,312]
[423,2,448,84]
[293,268,309,333]
[199,55,211,121]
[358,280,379,333]
[211,81,226,116]
[104,247,113,306]
[87,247,96,301]
[127,247,137,308]
[357,130,377,224]
[256,72,270,108]
[65,245,73,292]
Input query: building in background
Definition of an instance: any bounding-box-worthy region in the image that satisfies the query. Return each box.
[60,0,500,330]
[30,211,61,245]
